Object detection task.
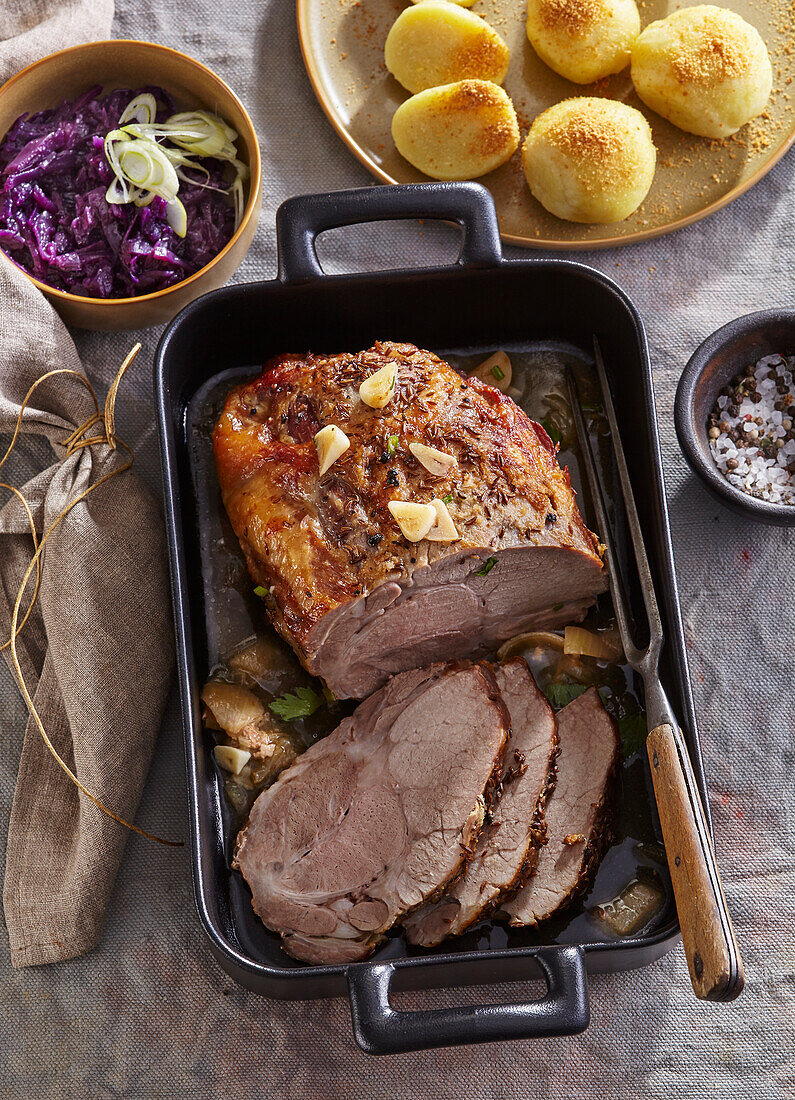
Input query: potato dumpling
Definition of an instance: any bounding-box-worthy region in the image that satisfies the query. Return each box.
[526,0,640,84]
[631,6,772,138]
[411,0,477,8]
[522,97,656,223]
[385,1,510,95]
[392,80,519,180]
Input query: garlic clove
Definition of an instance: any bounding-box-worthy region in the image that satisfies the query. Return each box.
[469,350,512,392]
[214,744,252,775]
[388,500,436,542]
[409,441,457,476]
[427,498,460,542]
[314,424,350,476]
[359,363,398,408]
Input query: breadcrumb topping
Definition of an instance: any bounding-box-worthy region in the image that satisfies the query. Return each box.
[538,0,602,34]
[670,14,754,88]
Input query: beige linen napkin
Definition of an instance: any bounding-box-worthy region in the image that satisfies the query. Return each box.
[0,0,114,83]
[0,258,174,968]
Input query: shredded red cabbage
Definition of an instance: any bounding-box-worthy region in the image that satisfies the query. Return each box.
[0,85,236,298]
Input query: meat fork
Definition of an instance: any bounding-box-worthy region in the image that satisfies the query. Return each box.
[567,340,744,1002]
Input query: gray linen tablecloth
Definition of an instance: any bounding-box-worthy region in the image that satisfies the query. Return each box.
[1,0,793,1095]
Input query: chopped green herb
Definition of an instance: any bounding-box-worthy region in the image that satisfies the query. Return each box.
[545,682,588,709]
[617,710,647,756]
[441,493,454,504]
[552,601,564,611]
[541,416,562,446]
[387,434,399,457]
[475,556,497,577]
[491,364,505,381]
[269,686,322,721]
[253,585,268,599]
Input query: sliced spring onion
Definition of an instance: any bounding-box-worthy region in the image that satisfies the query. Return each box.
[118,92,158,126]
[105,175,130,205]
[115,138,179,200]
[103,96,246,231]
[166,197,187,238]
[231,175,245,229]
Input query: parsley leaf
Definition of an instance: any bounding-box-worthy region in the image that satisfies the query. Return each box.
[545,682,588,709]
[253,585,268,598]
[441,493,454,504]
[617,710,647,756]
[475,556,497,576]
[387,434,399,457]
[269,686,322,721]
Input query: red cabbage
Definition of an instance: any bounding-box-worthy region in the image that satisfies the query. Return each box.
[0,85,236,299]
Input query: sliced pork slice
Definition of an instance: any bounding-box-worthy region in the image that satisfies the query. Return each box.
[214,341,607,699]
[233,662,510,964]
[504,686,618,928]
[403,657,558,947]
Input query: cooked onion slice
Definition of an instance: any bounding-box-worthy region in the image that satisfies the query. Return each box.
[409,441,457,476]
[469,351,512,392]
[497,631,565,660]
[314,424,350,476]
[388,500,436,542]
[201,681,266,737]
[593,877,665,936]
[564,625,623,660]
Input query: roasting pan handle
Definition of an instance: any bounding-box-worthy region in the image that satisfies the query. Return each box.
[346,946,589,1055]
[276,183,502,283]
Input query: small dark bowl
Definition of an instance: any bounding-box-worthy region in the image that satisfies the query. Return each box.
[675,309,795,526]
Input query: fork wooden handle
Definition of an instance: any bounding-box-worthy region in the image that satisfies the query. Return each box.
[647,723,744,1001]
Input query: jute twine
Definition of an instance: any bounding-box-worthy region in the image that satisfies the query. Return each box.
[0,345,180,848]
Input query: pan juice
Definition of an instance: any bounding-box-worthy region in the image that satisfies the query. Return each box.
[187,344,674,956]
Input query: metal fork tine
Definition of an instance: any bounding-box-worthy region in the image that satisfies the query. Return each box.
[592,337,663,640]
[567,369,641,665]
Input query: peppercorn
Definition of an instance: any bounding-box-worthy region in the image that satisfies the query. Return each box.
[708,426,720,439]
[750,392,762,403]
[726,458,739,470]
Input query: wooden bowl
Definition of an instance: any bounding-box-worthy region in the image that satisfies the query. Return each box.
[675,309,795,526]
[0,40,261,330]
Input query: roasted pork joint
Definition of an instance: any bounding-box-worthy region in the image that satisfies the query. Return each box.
[504,686,619,927]
[404,657,558,947]
[213,342,607,699]
[233,662,510,964]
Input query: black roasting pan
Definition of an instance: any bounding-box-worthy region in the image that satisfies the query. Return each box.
[154,183,707,1054]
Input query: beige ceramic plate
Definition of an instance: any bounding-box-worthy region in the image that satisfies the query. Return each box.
[297,0,795,248]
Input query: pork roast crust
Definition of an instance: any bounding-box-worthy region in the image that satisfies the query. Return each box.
[233,661,511,964]
[504,686,619,928]
[213,342,607,698]
[403,657,559,947]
